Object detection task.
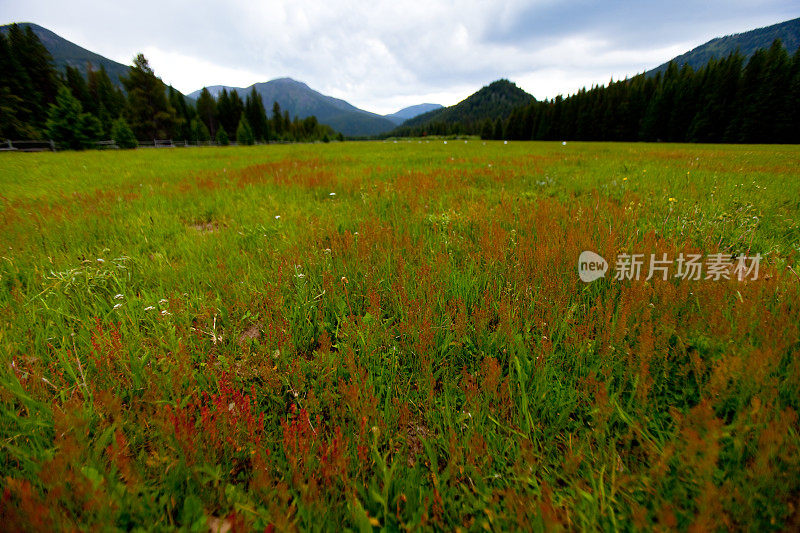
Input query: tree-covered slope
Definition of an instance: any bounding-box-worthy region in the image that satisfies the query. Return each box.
[395,79,534,134]
[0,22,130,87]
[648,17,800,76]
[191,78,396,137]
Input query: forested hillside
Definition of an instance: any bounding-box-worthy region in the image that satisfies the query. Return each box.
[0,24,337,147]
[390,79,533,137]
[647,16,800,77]
[0,22,131,86]
[507,40,800,144]
[391,40,799,144]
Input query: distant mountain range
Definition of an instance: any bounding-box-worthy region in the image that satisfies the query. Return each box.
[2,16,799,137]
[187,80,437,136]
[187,85,440,130]
[384,103,443,124]
[0,22,130,87]
[0,22,439,136]
[647,16,800,76]
[394,17,800,134]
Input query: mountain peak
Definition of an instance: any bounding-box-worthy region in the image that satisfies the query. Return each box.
[187,78,396,136]
[398,78,534,130]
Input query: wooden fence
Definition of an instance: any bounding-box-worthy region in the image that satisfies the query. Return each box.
[0,138,296,152]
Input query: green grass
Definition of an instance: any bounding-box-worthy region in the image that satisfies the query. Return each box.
[1,141,799,531]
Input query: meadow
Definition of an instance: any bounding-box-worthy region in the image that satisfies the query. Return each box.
[1,140,799,531]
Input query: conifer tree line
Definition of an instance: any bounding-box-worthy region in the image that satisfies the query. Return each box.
[0,24,337,149]
[398,40,800,144]
[194,87,338,145]
[506,40,800,143]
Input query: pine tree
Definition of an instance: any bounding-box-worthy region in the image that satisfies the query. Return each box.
[46,86,83,148]
[245,87,269,142]
[111,117,138,148]
[65,66,91,110]
[0,32,32,139]
[272,101,284,137]
[7,25,59,130]
[88,66,125,113]
[0,86,29,140]
[216,88,242,138]
[229,91,244,135]
[196,88,217,137]
[191,119,211,143]
[168,86,192,141]
[477,119,490,140]
[20,26,59,105]
[121,54,177,140]
[788,48,800,143]
[77,113,103,148]
[215,125,229,146]
[236,114,255,145]
[2,24,60,136]
[283,110,291,139]
[762,40,792,142]
[46,86,102,150]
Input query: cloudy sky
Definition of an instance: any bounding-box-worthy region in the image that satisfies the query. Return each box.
[1,1,798,114]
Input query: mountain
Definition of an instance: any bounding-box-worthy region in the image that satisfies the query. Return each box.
[399,79,534,130]
[189,78,397,137]
[648,17,800,76]
[384,103,443,125]
[0,22,131,87]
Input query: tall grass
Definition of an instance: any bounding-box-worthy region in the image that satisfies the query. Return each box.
[1,141,799,530]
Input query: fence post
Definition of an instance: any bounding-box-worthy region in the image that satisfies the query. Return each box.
[49,139,55,152]
[7,140,11,150]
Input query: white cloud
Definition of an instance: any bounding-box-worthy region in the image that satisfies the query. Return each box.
[1,0,797,114]
[140,47,265,95]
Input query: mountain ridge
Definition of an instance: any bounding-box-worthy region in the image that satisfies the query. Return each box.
[0,22,130,87]
[189,81,442,136]
[648,16,800,76]
[189,78,398,136]
[384,103,443,125]
[392,79,535,134]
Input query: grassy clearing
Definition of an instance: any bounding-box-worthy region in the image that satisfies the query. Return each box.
[1,141,799,531]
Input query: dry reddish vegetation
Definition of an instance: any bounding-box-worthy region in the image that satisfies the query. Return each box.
[1,141,799,531]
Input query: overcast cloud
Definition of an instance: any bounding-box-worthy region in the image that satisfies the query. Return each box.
[1,1,798,114]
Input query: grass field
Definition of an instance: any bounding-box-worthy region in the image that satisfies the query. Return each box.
[1,141,799,531]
